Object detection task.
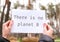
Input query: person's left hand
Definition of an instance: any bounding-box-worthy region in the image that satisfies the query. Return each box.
[43,23,55,39]
[2,20,13,39]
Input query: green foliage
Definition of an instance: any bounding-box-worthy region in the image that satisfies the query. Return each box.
[18,38,22,42]
[55,38,60,42]
[14,1,20,9]
[40,5,46,10]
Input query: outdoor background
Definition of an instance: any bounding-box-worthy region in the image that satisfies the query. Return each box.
[0,0,60,42]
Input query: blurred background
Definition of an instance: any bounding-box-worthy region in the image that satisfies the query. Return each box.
[0,0,60,42]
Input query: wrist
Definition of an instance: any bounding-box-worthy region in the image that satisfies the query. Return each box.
[43,33,54,39]
[2,33,8,39]
[2,35,7,39]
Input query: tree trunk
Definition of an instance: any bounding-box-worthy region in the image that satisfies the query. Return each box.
[5,2,11,22]
[0,5,5,35]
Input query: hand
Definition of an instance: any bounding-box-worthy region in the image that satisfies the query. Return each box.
[43,23,55,39]
[2,20,13,38]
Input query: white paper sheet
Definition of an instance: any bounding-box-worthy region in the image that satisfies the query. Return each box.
[11,9,46,33]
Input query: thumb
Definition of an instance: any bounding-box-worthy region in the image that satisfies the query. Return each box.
[43,23,47,31]
[8,20,13,29]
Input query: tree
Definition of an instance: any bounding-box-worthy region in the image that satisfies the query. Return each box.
[40,5,48,19]
[47,3,56,20]
[0,0,11,35]
[14,1,20,9]
[55,4,60,37]
[40,5,46,10]
[26,0,33,10]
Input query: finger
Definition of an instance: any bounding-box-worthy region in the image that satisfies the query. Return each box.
[43,23,47,31]
[3,20,10,27]
[46,23,53,31]
[2,20,10,29]
[8,20,13,29]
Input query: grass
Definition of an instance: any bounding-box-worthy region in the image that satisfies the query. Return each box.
[55,38,60,42]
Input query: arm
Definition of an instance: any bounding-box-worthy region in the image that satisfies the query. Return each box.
[2,20,13,42]
[0,36,10,42]
[39,34,54,42]
[38,23,55,42]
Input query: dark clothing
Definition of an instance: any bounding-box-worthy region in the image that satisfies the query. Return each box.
[38,34,54,42]
[0,36,10,42]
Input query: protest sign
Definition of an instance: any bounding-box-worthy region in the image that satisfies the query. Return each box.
[11,9,46,33]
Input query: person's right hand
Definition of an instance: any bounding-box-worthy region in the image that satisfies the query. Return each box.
[2,20,13,39]
[43,23,55,39]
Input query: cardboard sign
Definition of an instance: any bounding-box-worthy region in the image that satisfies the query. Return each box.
[11,9,46,33]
